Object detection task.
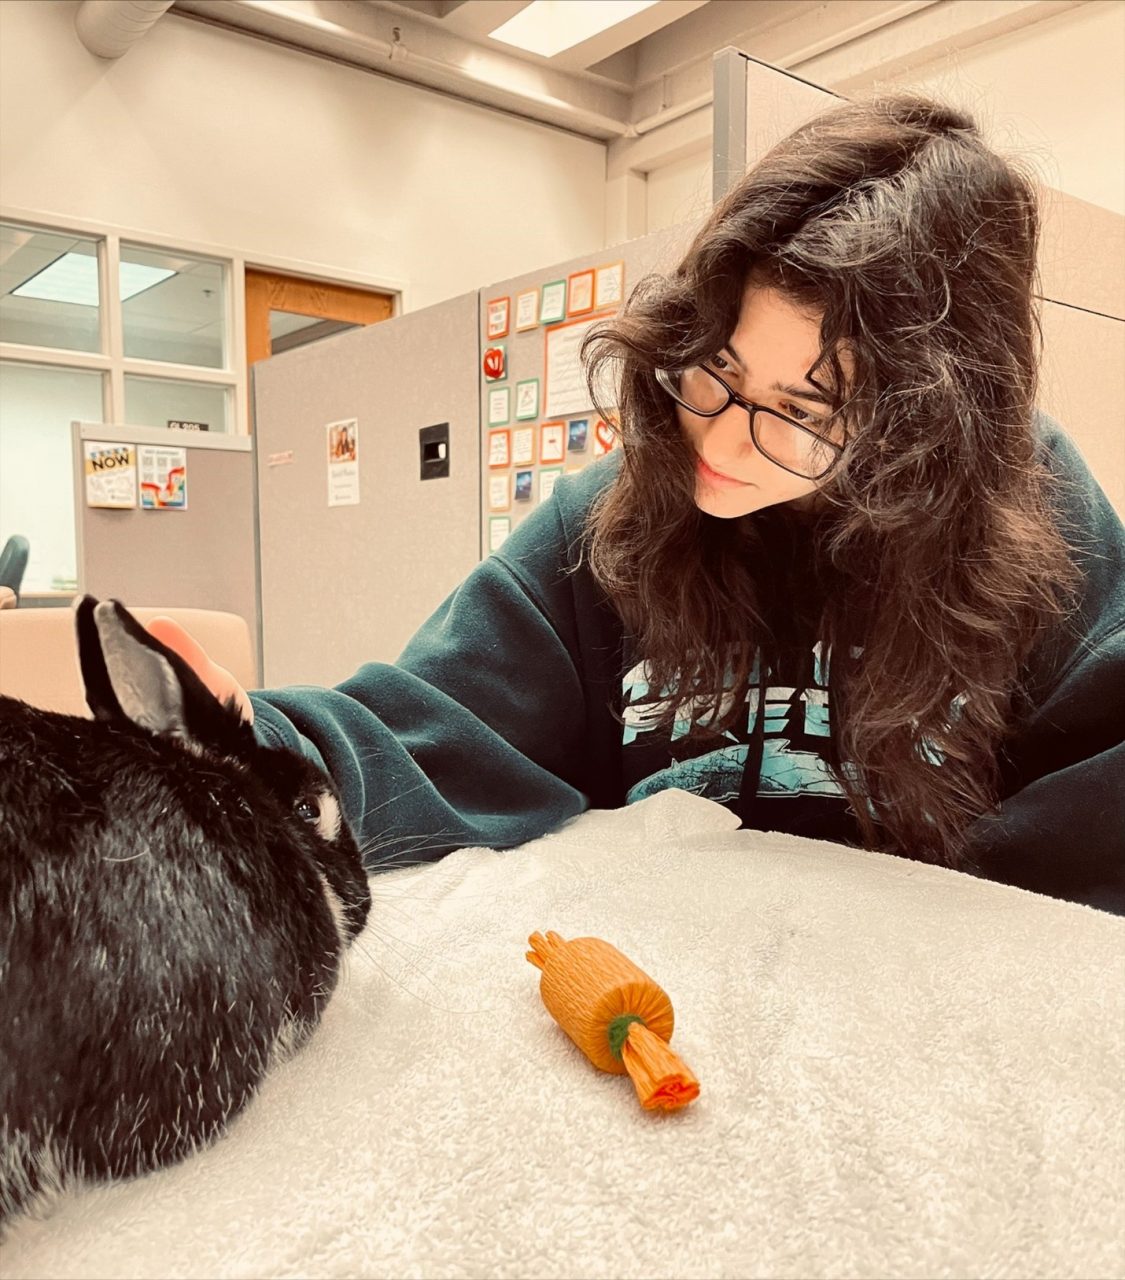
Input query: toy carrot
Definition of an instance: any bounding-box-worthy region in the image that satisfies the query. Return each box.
[526,931,700,1112]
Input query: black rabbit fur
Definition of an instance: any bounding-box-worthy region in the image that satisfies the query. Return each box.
[0,598,371,1228]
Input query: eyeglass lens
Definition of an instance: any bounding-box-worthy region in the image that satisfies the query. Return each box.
[667,367,837,479]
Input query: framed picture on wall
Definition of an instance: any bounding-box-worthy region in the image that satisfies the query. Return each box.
[488,428,511,468]
[515,378,540,421]
[594,260,625,310]
[539,280,566,325]
[489,472,510,511]
[512,425,535,466]
[540,421,566,464]
[486,296,510,339]
[566,269,595,316]
[515,289,539,331]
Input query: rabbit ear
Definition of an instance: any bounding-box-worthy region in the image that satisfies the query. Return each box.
[77,597,252,757]
[76,595,128,723]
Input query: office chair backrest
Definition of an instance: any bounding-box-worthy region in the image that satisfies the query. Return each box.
[0,535,30,600]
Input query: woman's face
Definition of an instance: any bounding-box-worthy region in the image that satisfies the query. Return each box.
[675,280,849,518]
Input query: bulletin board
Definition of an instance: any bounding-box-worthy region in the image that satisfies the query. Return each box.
[477,224,695,556]
[71,421,260,679]
[713,48,1125,514]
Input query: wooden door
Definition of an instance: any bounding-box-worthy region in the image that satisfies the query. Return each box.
[245,270,395,421]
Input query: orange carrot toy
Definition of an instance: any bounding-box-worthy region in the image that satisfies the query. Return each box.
[526,931,700,1112]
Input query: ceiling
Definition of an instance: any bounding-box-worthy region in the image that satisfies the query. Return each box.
[169,0,947,143]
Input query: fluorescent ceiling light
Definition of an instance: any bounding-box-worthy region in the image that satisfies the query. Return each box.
[13,253,175,306]
[490,0,659,58]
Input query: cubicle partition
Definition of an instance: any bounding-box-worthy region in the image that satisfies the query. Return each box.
[475,223,694,555]
[71,421,260,679]
[712,47,1125,514]
[252,292,480,687]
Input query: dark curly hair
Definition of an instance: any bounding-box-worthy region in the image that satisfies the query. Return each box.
[583,92,1079,868]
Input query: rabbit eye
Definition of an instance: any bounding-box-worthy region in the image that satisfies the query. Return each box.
[295,798,320,825]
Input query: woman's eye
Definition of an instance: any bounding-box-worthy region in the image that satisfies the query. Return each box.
[705,353,732,373]
[781,401,819,426]
[295,798,319,825]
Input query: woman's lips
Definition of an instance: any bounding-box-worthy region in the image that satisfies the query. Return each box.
[696,456,751,488]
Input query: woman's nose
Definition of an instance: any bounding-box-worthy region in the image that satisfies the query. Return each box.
[706,402,756,454]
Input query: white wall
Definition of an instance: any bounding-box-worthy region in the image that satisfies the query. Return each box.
[891,1,1125,216]
[0,0,609,593]
[646,148,713,238]
[643,1,1125,233]
[0,365,102,593]
[0,1,608,311]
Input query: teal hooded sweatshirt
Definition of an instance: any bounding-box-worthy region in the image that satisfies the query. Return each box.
[251,413,1124,909]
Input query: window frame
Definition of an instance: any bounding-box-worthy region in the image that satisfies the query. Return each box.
[0,207,406,434]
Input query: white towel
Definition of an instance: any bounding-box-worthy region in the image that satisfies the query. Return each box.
[5,790,1123,1280]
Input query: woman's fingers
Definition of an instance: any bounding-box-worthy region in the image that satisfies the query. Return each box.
[145,616,254,724]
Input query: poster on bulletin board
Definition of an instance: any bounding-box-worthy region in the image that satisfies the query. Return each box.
[566,269,595,316]
[539,467,563,503]
[326,419,360,507]
[488,429,511,468]
[139,444,187,510]
[515,289,539,331]
[594,261,625,309]
[84,441,137,509]
[489,473,510,511]
[514,469,534,502]
[512,426,535,467]
[544,317,617,418]
[489,516,511,551]
[486,296,510,339]
[540,421,565,464]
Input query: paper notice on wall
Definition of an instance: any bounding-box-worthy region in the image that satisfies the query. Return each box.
[327,418,360,507]
[544,318,618,418]
[138,444,187,509]
[84,442,137,509]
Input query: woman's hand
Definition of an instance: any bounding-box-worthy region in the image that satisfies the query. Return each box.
[145,617,254,724]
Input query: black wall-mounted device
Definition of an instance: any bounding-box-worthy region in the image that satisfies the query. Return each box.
[419,423,450,480]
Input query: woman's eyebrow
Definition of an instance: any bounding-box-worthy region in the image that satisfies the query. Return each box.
[723,342,831,404]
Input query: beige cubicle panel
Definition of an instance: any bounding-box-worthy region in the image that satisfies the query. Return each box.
[1036,190,1125,514]
[712,49,1125,514]
[253,292,480,688]
[713,47,842,201]
[71,421,260,679]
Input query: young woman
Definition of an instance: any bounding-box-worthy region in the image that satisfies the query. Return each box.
[153,93,1124,907]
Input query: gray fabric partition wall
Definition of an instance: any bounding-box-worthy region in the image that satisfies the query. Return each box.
[712,49,1125,514]
[71,421,259,678]
[252,292,480,688]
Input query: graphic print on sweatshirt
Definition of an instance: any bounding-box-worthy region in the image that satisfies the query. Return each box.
[620,642,844,806]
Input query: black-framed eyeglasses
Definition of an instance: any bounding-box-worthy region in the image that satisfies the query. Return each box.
[655,364,844,481]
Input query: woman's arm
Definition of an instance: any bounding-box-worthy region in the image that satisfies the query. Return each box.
[965,418,1125,903]
[249,548,592,869]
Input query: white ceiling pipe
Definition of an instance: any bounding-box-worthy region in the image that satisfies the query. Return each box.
[75,0,175,60]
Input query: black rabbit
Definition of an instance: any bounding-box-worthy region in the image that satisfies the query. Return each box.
[0,598,370,1228]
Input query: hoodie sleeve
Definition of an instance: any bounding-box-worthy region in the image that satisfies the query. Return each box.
[965,420,1125,905]
[248,503,592,870]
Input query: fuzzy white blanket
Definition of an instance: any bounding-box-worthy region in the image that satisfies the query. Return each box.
[5,790,1124,1280]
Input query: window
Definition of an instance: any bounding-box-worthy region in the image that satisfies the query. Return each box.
[0,218,239,597]
[1,224,102,353]
[0,363,104,593]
